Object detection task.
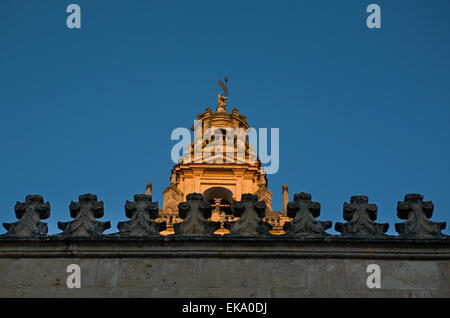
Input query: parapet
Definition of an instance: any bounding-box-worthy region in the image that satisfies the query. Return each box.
[1,192,448,240]
[0,192,449,298]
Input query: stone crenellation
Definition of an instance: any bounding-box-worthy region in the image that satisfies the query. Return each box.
[174,193,219,236]
[56,194,111,237]
[2,195,50,237]
[335,195,389,238]
[0,192,448,239]
[224,194,272,236]
[283,192,332,237]
[117,194,166,237]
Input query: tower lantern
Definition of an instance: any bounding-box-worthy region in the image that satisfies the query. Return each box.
[154,82,288,235]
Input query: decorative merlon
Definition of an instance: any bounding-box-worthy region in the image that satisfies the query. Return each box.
[224,194,272,236]
[0,192,448,239]
[396,193,447,239]
[174,193,219,236]
[57,194,111,237]
[117,194,166,237]
[283,192,332,237]
[2,195,50,237]
[335,195,389,237]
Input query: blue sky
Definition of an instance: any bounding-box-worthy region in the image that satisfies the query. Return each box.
[0,0,449,235]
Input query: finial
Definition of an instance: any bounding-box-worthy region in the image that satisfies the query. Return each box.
[282,185,289,214]
[170,172,177,184]
[146,182,152,195]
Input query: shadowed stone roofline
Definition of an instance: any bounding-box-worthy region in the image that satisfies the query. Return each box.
[0,235,449,260]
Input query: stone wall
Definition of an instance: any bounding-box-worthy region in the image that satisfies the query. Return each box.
[1,192,449,298]
[0,237,449,298]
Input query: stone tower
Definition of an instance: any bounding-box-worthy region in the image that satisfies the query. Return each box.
[154,87,288,235]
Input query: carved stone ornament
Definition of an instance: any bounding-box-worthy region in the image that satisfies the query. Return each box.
[174,193,220,235]
[57,194,111,236]
[395,193,447,239]
[2,195,50,237]
[283,192,332,237]
[224,194,272,236]
[117,194,166,236]
[335,195,389,237]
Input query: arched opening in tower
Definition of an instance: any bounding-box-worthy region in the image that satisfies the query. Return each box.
[203,186,233,215]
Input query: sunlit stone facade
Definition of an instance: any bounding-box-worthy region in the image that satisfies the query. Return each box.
[153,93,290,235]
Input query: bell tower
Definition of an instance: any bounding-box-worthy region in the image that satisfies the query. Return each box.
[155,81,276,235]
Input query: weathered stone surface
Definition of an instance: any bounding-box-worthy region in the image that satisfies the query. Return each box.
[379,260,440,290]
[174,193,219,236]
[159,258,198,287]
[54,287,128,298]
[177,288,224,298]
[151,287,178,298]
[343,259,372,291]
[198,258,223,288]
[224,258,273,288]
[436,261,450,295]
[283,192,332,237]
[335,195,389,237]
[2,258,76,288]
[57,194,111,237]
[395,193,447,239]
[15,287,57,298]
[224,194,272,236]
[95,259,119,287]
[118,259,161,288]
[221,287,269,298]
[323,260,347,290]
[117,194,166,236]
[0,241,449,298]
[2,195,50,237]
[270,259,308,288]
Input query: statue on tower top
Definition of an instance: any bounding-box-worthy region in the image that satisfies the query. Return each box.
[216,77,228,112]
[217,93,227,112]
